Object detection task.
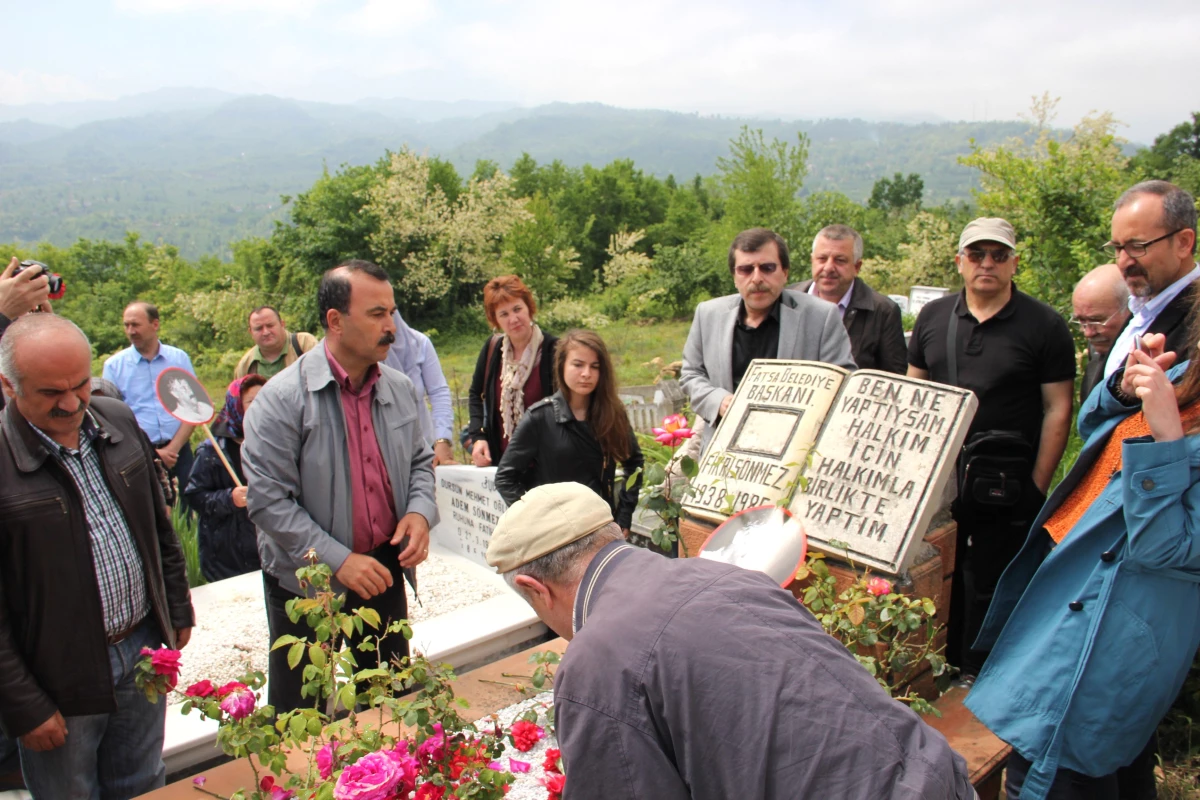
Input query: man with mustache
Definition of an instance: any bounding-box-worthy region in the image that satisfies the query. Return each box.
[1102,180,1199,377]
[682,227,856,451]
[242,260,437,714]
[0,314,194,799]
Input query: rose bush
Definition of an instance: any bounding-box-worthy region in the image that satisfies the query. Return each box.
[136,557,560,800]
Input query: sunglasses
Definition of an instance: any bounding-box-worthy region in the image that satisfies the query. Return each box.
[962,247,1015,264]
[734,262,780,277]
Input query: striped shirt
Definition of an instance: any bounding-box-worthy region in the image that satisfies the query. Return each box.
[30,414,150,637]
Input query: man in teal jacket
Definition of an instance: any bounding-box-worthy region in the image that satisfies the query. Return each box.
[967,331,1200,799]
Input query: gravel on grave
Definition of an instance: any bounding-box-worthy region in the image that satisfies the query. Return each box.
[173,553,505,700]
[475,692,559,800]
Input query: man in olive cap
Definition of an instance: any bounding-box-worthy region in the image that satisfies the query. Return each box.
[487,482,975,800]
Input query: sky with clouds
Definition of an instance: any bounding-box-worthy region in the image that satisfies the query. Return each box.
[2,0,1197,142]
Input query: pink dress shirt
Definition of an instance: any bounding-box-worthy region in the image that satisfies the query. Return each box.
[325,343,398,553]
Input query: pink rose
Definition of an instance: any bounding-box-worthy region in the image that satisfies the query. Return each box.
[140,647,182,689]
[416,723,446,765]
[317,741,336,780]
[217,683,255,720]
[184,679,217,698]
[652,414,694,447]
[866,577,892,597]
[334,752,402,800]
[383,748,419,796]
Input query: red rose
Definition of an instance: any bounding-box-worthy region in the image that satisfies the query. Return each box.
[542,748,562,775]
[508,720,544,752]
[185,679,217,698]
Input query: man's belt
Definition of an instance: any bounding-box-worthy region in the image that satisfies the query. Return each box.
[106,616,146,646]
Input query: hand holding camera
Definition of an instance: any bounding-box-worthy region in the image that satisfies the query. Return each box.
[0,256,60,320]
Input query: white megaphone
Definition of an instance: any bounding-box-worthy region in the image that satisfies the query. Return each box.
[698,505,808,587]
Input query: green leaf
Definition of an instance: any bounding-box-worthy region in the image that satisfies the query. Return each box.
[271,634,302,651]
[287,642,304,670]
[309,644,327,669]
[356,607,382,630]
[681,455,698,478]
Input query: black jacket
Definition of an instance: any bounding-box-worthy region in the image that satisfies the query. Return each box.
[494,391,644,529]
[184,427,260,582]
[1149,280,1198,364]
[791,277,908,373]
[0,397,194,737]
[466,332,558,461]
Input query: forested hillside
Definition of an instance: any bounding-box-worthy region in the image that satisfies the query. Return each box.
[0,93,1036,258]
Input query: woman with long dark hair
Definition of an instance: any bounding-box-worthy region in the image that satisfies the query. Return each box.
[495,329,643,533]
[966,327,1200,798]
[184,374,268,582]
[466,275,558,467]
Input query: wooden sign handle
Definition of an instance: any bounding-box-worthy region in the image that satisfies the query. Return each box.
[201,423,243,488]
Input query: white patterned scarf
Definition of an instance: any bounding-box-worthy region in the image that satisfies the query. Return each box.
[499,324,545,440]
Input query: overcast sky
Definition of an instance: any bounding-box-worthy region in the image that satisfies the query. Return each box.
[3,0,1197,143]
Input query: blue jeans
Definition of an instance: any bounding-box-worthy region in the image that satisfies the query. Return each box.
[1005,752,1119,800]
[18,618,167,800]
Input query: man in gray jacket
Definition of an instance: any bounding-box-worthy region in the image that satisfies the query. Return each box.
[243,260,437,714]
[681,228,856,451]
[487,483,975,800]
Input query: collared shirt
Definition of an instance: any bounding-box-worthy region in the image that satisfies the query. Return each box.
[1105,264,1200,377]
[908,286,1076,455]
[29,414,149,638]
[731,298,782,391]
[325,343,397,553]
[245,345,288,379]
[101,342,196,442]
[806,279,854,318]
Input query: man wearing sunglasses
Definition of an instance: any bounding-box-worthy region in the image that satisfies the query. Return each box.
[682,227,855,451]
[1072,263,1130,404]
[1102,180,1199,378]
[908,217,1076,679]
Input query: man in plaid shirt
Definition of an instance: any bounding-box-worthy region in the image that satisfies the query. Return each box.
[0,313,194,800]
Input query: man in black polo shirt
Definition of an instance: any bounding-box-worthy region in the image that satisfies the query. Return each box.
[907,217,1075,676]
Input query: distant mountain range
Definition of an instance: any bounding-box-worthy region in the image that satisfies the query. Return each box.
[0,89,1060,258]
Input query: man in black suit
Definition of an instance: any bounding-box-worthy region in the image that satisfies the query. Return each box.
[1102,180,1199,379]
[1072,263,1130,404]
[789,224,907,374]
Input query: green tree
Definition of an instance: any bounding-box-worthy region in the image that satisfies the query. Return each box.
[1129,112,1200,176]
[716,126,810,242]
[959,95,1130,314]
[869,173,924,212]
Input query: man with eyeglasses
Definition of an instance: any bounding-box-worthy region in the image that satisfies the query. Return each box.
[1102,180,1199,379]
[908,217,1075,679]
[1072,263,1131,404]
[682,227,856,451]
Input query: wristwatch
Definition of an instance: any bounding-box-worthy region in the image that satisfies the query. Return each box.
[434,438,453,447]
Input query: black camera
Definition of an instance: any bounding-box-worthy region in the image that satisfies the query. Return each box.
[14,260,66,299]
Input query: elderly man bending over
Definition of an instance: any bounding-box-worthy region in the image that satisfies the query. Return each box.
[486,482,975,800]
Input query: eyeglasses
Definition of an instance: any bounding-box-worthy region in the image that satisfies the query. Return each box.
[734,262,780,277]
[1069,308,1126,332]
[962,247,1015,264]
[1101,228,1183,258]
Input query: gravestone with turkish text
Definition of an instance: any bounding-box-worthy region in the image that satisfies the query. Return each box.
[429,466,508,570]
[685,361,976,574]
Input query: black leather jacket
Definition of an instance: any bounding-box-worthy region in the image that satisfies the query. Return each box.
[494,391,644,529]
[0,397,194,737]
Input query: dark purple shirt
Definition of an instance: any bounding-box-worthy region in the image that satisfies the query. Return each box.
[325,343,397,553]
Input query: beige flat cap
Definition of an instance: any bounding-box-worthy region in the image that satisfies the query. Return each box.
[486,482,614,573]
[958,217,1017,250]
